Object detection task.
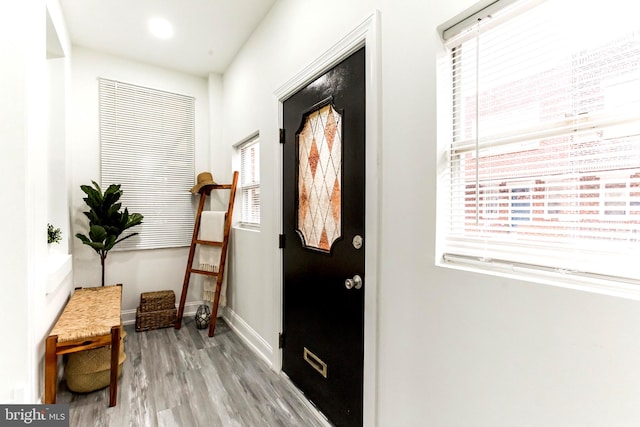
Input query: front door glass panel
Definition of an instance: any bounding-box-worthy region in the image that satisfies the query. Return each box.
[297,104,342,252]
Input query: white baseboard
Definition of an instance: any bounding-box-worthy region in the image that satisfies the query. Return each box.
[221,306,273,366]
[121,301,203,326]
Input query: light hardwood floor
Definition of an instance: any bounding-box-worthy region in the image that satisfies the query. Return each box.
[56,318,329,427]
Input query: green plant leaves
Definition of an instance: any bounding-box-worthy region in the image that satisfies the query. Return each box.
[88,224,107,241]
[75,232,102,253]
[47,223,62,244]
[103,234,118,252]
[76,181,144,259]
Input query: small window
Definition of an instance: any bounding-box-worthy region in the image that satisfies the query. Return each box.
[238,135,260,227]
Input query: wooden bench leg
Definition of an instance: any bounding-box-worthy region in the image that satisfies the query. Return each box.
[44,335,58,404]
[109,326,120,407]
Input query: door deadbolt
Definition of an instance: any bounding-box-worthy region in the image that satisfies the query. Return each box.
[344,274,363,290]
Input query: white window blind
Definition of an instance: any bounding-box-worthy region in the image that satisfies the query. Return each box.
[239,135,260,226]
[442,0,640,280]
[99,78,195,250]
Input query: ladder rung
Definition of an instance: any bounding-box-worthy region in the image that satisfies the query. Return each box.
[190,268,219,277]
[194,239,223,247]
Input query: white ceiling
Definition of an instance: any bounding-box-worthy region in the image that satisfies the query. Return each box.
[59,0,277,77]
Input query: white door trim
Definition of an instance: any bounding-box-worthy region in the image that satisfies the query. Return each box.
[273,10,381,427]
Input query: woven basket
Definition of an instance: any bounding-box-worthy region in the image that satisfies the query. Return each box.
[65,330,126,393]
[139,290,176,312]
[135,307,177,332]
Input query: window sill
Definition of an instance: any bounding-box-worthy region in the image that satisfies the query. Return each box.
[437,254,640,302]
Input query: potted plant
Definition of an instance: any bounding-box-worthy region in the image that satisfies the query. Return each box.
[47,223,62,255]
[76,181,143,286]
[48,223,62,245]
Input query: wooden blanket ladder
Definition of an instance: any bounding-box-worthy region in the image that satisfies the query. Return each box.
[175,171,238,336]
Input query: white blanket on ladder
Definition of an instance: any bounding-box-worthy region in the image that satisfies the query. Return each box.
[198,211,226,306]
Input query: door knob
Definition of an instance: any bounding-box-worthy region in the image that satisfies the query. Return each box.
[344,274,363,290]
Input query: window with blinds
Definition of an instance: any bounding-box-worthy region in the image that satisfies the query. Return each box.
[441,0,640,281]
[99,78,195,250]
[238,135,260,226]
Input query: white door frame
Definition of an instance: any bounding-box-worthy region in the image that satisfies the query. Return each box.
[273,10,381,427]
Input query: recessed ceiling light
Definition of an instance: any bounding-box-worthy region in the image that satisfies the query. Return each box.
[148,17,174,39]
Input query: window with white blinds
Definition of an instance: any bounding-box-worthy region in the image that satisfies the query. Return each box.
[441,0,640,281]
[99,78,195,250]
[238,135,260,226]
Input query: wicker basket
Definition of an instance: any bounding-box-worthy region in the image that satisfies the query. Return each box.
[135,307,177,332]
[139,290,175,312]
[65,330,126,393]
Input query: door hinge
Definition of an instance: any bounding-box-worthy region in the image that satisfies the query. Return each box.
[278,332,285,349]
[279,128,285,144]
[279,234,286,249]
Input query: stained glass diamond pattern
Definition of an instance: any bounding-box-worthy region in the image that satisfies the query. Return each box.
[298,104,342,252]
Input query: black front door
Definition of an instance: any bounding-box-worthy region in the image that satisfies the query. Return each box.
[282,47,365,427]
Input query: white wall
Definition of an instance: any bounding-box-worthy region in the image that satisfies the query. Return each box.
[0,0,73,403]
[221,0,640,426]
[68,47,211,316]
[0,2,39,403]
